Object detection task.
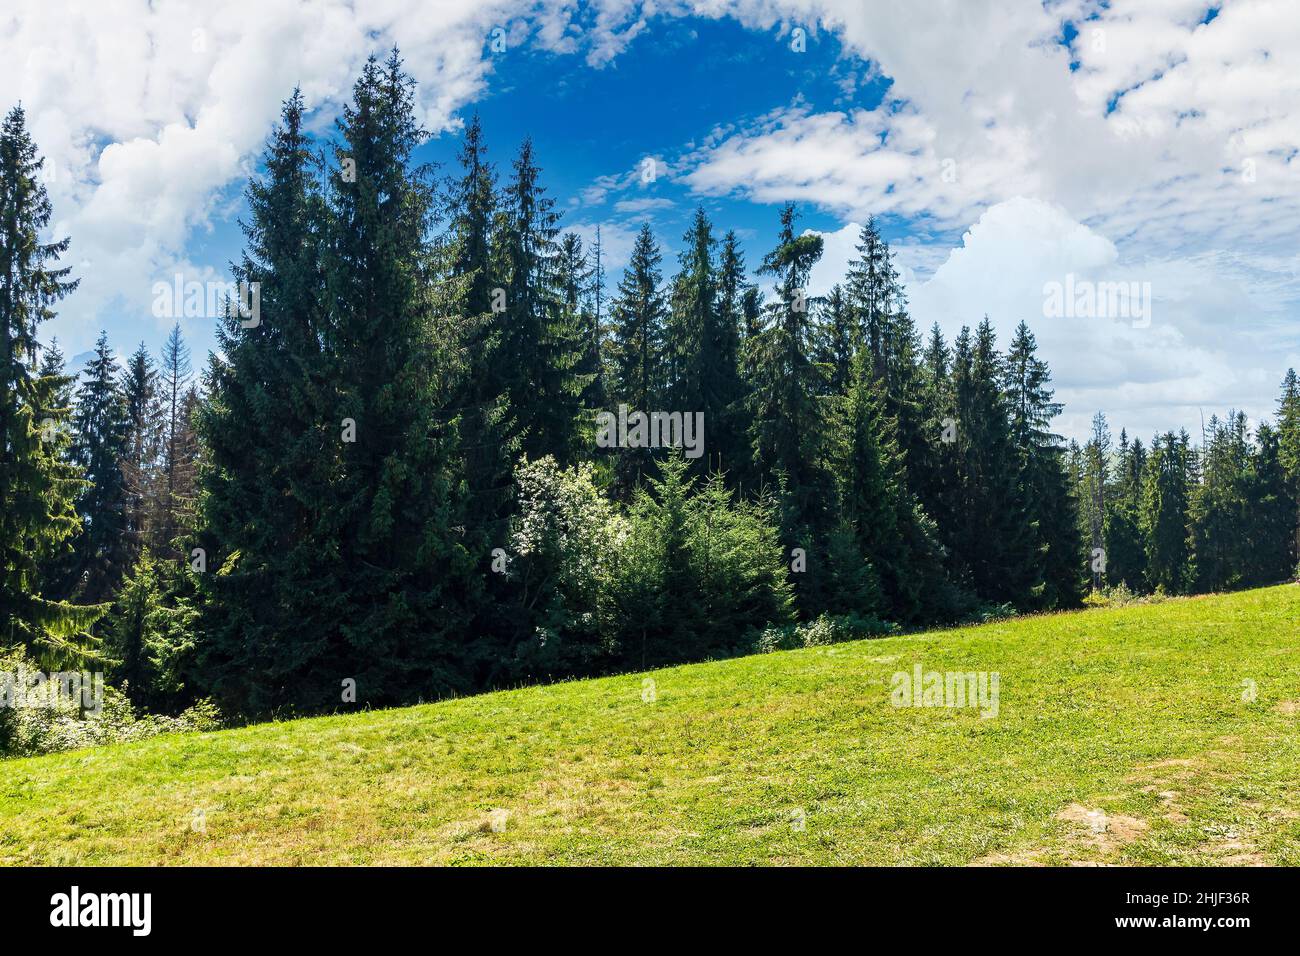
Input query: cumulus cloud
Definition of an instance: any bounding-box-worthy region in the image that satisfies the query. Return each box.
[9,0,1300,441]
[2,0,646,352]
[682,0,1300,254]
[676,0,1300,438]
[812,198,1294,440]
[565,221,642,274]
[613,196,676,215]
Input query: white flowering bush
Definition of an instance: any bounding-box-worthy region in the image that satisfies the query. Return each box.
[0,649,220,758]
[508,456,623,676]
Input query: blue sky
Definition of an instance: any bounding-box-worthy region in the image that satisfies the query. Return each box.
[184,17,896,351]
[8,0,1300,442]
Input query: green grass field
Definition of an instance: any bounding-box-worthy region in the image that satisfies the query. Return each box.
[3,584,1299,866]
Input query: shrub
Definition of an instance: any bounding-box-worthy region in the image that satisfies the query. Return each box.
[0,649,220,759]
[102,553,199,711]
[604,456,794,668]
[505,456,622,679]
[755,613,896,653]
[961,602,1017,625]
[1083,583,1168,609]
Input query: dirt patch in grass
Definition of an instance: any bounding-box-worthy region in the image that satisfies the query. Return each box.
[975,801,1151,866]
[1202,830,1264,865]
[1128,746,1272,865]
[973,848,1047,866]
[1140,786,1189,823]
[1055,803,1149,856]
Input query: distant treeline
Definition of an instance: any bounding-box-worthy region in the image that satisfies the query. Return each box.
[3,51,1299,722]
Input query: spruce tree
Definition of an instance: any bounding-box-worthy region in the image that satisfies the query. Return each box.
[1276,368,1300,571]
[1247,421,1296,584]
[818,284,854,395]
[557,231,604,438]
[1191,412,1259,592]
[1004,321,1083,609]
[749,204,826,500]
[445,113,513,533]
[34,338,79,598]
[1142,431,1194,593]
[70,332,132,603]
[836,348,952,621]
[844,217,890,379]
[880,288,932,505]
[665,211,711,412]
[836,355,895,613]
[196,88,337,714]
[449,114,498,323]
[1079,412,1112,590]
[0,105,104,664]
[593,225,606,328]
[607,454,793,668]
[495,139,588,465]
[588,225,608,406]
[608,223,666,409]
[322,51,477,707]
[37,337,73,420]
[200,63,478,713]
[121,342,161,557]
[670,208,742,477]
[1104,430,1147,591]
[104,553,167,707]
[713,230,751,483]
[945,319,1039,607]
[915,322,956,529]
[157,324,194,556]
[748,204,833,610]
[606,222,668,492]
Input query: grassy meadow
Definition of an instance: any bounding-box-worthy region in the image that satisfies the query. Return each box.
[3,584,1299,866]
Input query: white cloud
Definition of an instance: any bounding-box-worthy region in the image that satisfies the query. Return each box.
[613,196,676,215]
[682,0,1300,254]
[812,198,1291,442]
[10,0,1300,442]
[3,0,649,354]
[680,0,1300,438]
[566,221,641,274]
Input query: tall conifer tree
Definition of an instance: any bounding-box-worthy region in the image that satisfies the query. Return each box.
[606,223,667,492]
[844,217,890,379]
[121,342,161,557]
[196,88,338,713]
[495,139,587,465]
[1276,368,1300,571]
[670,208,743,477]
[70,332,131,603]
[944,320,1039,607]
[157,324,195,556]
[0,106,104,663]
[748,204,832,609]
[1004,321,1083,608]
[446,113,513,532]
[713,230,750,482]
[1142,430,1194,593]
[324,51,476,706]
[1104,430,1148,590]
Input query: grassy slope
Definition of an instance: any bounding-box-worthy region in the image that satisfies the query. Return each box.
[3,585,1299,866]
